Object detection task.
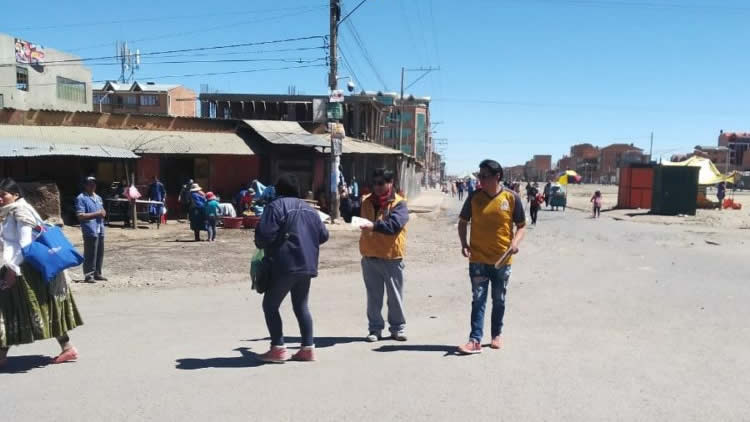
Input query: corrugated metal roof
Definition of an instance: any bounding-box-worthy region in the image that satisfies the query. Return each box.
[244,120,329,148]
[243,120,402,154]
[132,82,180,92]
[0,139,139,158]
[342,137,401,155]
[0,125,254,156]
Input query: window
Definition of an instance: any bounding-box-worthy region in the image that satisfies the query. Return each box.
[0,94,3,108]
[140,95,159,106]
[93,94,111,105]
[125,95,137,105]
[56,77,86,103]
[16,67,29,91]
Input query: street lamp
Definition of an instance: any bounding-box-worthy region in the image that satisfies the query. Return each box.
[99,90,114,113]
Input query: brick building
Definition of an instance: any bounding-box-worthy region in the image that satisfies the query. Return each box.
[599,143,645,184]
[93,81,196,117]
[718,130,750,171]
[524,154,552,181]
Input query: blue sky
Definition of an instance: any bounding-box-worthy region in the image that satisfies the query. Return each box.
[5,0,750,174]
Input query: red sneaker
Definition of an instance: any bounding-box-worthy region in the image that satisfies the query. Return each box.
[258,346,289,363]
[457,340,482,355]
[291,347,316,362]
[490,336,503,350]
[51,347,78,364]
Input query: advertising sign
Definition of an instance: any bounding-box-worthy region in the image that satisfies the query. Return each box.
[15,38,45,66]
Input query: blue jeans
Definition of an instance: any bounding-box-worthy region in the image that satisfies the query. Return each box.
[469,263,511,342]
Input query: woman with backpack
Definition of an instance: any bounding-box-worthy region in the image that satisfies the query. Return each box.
[254,174,329,363]
[0,178,83,368]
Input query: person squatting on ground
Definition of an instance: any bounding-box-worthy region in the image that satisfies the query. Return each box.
[358,168,410,343]
[457,160,527,355]
[255,174,329,363]
[591,190,602,218]
[205,192,220,242]
[0,178,83,368]
[76,176,107,283]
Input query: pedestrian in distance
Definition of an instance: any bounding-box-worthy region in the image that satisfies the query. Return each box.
[591,190,603,218]
[457,180,465,201]
[457,160,527,355]
[0,178,83,368]
[205,192,219,242]
[76,176,107,283]
[530,186,542,225]
[358,168,410,343]
[188,183,207,241]
[450,181,456,198]
[147,176,166,224]
[543,182,552,208]
[716,182,726,210]
[179,179,194,220]
[255,174,329,363]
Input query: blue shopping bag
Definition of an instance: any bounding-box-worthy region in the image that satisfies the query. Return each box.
[22,225,84,282]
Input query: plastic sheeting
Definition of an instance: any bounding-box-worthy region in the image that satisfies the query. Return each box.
[662,157,739,186]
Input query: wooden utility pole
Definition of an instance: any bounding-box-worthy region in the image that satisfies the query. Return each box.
[329,0,341,221]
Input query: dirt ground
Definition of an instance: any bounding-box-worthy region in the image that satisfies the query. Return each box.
[4,191,749,421]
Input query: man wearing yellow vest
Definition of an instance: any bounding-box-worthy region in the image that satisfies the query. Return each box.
[359,168,409,342]
[457,159,526,355]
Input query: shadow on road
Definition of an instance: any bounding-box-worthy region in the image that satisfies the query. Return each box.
[175,347,265,370]
[0,355,52,374]
[243,336,364,348]
[372,344,458,356]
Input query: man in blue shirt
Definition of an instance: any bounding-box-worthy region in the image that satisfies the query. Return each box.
[147,176,166,223]
[76,176,107,283]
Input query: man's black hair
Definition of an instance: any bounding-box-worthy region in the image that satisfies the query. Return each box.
[372,168,395,183]
[275,173,300,198]
[479,159,504,181]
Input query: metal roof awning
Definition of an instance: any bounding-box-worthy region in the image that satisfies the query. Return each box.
[244,120,330,148]
[0,125,255,156]
[0,138,139,158]
[341,137,401,155]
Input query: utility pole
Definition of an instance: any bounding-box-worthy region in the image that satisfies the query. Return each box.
[649,131,654,163]
[328,0,341,221]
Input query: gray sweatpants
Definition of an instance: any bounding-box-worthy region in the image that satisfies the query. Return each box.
[361,257,406,334]
[82,235,104,279]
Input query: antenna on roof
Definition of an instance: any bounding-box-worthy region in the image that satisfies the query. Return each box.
[115,41,140,83]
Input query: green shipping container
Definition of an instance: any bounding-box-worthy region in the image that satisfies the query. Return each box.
[651,165,699,216]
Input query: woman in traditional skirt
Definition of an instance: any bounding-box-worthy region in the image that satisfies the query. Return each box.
[0,178,83,368]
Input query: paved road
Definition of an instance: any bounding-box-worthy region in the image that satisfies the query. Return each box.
[3,192,749,421]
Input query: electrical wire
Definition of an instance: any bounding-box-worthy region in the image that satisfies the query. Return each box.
[40,57,329,68]
[0,64,327,89]
[6,4,329,32]
[340,7,388,90]
[62,6,328,53]
[0,36,326,67]
[508,0,750,12]
[338,45,363,92]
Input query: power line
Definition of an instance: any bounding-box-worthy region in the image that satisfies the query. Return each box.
[62,6,328,53]
[0,36,326,67]
[0,64,327,89]
[510,0,750,12]
[41,57,329,68]
[6,4,329,32]
[338,46,364,92]
[340,7,388,90]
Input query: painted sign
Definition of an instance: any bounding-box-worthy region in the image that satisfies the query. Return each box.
[329,89,344,103]
[15,38,45,66]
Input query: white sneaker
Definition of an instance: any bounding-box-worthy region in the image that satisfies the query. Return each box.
[366,331,382,342]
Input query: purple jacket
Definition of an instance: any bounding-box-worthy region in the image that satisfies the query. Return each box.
[255,197,329,278]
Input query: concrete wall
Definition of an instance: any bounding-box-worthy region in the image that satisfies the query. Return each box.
[0,33,92,112]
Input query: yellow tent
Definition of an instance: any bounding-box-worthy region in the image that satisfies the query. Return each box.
[662,156,738,185]
[557,170,580,186]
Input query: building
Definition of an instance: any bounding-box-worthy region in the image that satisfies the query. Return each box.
[718,130,750,171]
[0,33,92,112]
[93,81,197,117]
[198,92,434,166]
[599,143,645,184]
[524,154,552,181]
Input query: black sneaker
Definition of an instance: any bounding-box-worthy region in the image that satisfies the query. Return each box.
[84,277,97,284]
[94,275,108,281]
